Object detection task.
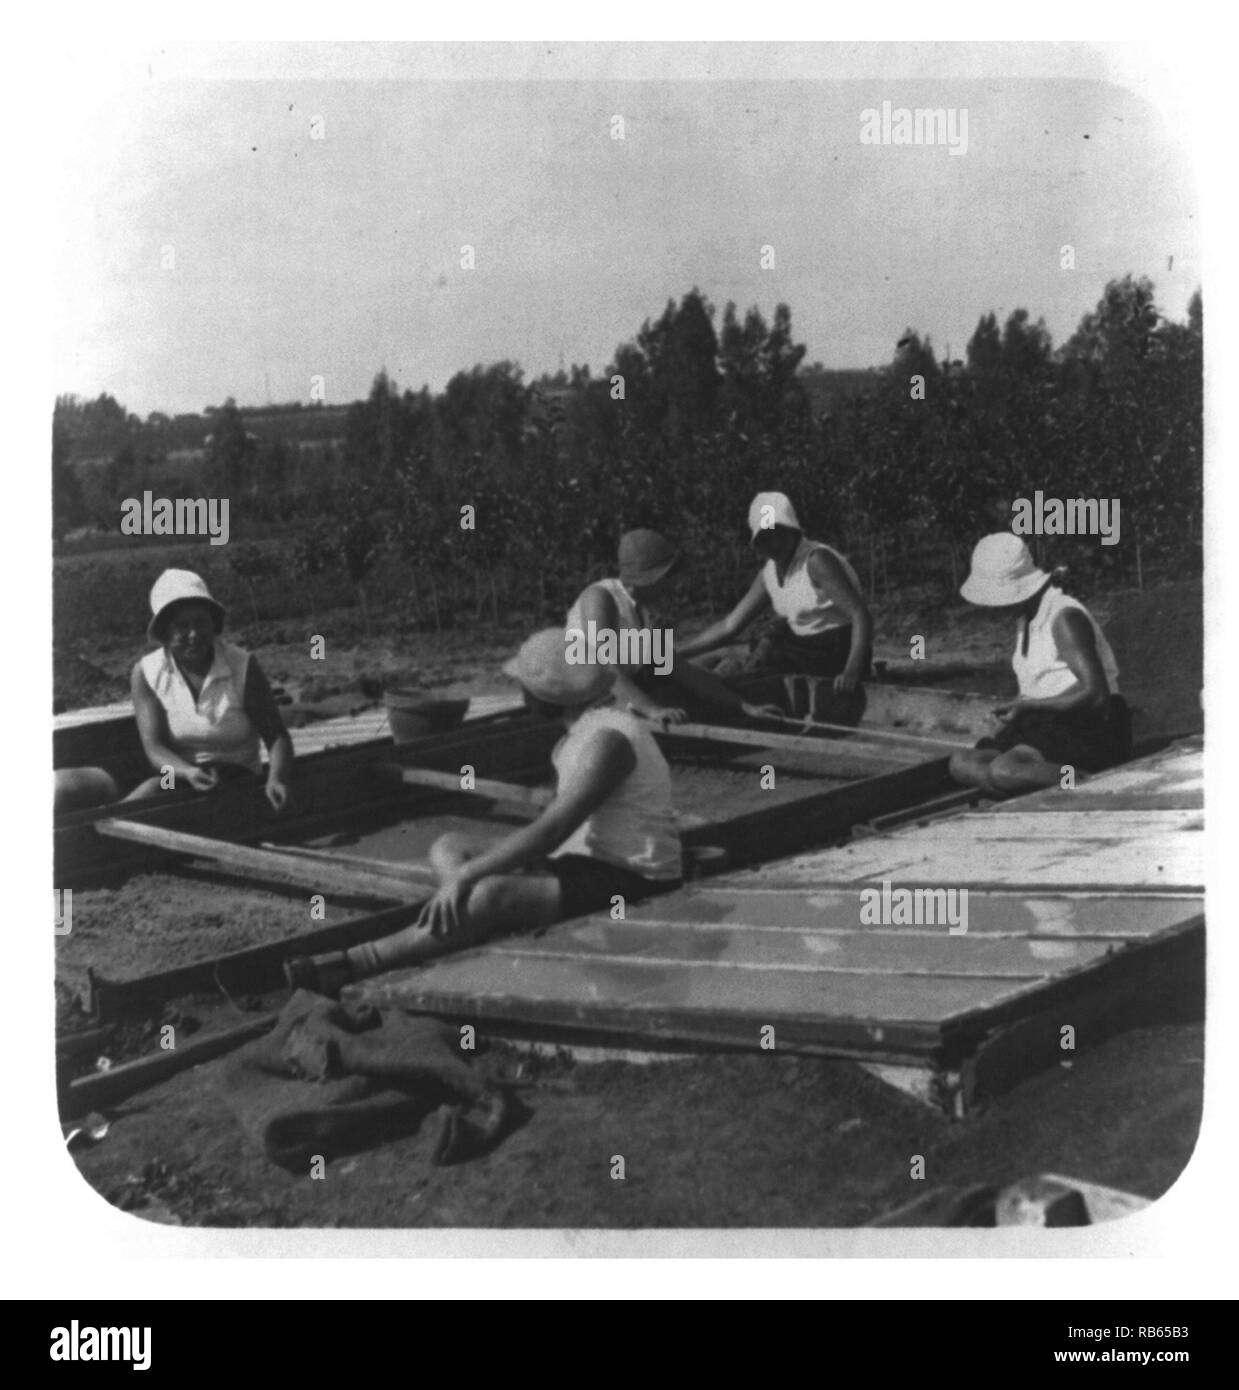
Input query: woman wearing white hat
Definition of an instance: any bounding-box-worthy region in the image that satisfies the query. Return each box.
[949,534,1131,794]
[286,628,683,993]
[54,568,294,812]
[678,491,872,693]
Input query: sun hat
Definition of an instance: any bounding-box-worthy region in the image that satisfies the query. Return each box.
[147,569,226,643]
[502,629,617,707]
[748,491,801,540]
[617,529,681,589]
[960,534,1052,607]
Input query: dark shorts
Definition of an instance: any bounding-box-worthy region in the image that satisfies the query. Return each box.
[976,695,1133,773]
[547,854,681,920]
[115,758,260,797]
[719,617,867,679]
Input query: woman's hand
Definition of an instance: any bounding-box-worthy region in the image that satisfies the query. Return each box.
[741,701,784,721]
[632,702,688,727]
[833,664,863,696]
[992,699,1026,725]
[416,874,473,937]
[265,777,290,812]
[184,766,219,793]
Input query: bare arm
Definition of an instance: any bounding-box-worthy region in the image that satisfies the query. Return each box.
[244,658,295,810]
[455,728,637,885]
[1003,610,1110,717]
[677,571,771,658]
[577,585,686,723]
[669,658,781,720]
[805,549,873,694]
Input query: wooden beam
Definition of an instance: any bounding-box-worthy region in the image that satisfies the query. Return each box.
[259,842,440,879]
[86,900,427,1018]
[954,922,1204,1111]
[682,757,954,867]
[662,721,923,767]
[765,712,971,753]
[61,1014,278,1116]
[381,762,554,811]
[95,819,433,900]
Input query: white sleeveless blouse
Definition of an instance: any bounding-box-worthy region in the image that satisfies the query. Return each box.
[565,577,648,676]
[139,640,263,773]
[550,705,682,881]
[762,538,862,636]
[1012,588,1120,700]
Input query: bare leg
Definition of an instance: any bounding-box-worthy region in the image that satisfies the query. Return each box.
[948,748,1001,791]
[666,659,748,716]
[54,767,122,814]
[427,831,497,880]
[986,746,1062,794]
[119,775,168,803]
[345,869,562,978]
[949,745,1061,795]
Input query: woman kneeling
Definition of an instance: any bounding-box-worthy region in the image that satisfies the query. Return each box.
[949,534,1131,797]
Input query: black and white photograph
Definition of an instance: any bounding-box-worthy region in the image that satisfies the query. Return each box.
[26,33,1226,1285]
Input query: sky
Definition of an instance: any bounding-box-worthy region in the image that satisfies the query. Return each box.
[52,45,1200,417]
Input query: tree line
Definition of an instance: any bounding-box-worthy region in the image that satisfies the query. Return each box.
[53,274,1202,635]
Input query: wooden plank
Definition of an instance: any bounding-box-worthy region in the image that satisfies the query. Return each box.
[662,720,922,768]
[61,1014,278,1116]
[258,841,439,880]
[764,838,1204,892]
[937,918,1204,1070]
[488,918,1120,978]
[86,900,428,1017]
[861,789,988,836]
[681,758,954,869]
[644,888,1203,940]
[923,809,1203,839]
[956,926,1205,1108]
[351,924,1202,1064]
[349,907,1202,1062]
[381,763,553,811]
[95,819,431,899]
[351,949,1040,1027]
[760,805,1204,891]
[765,712,970,753]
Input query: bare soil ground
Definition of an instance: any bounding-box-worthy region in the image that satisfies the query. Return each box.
[54,575,1205,1228]
[55,576,1204,745]
[67,1017,1202,1229]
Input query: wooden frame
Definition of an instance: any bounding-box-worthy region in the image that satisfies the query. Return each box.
[96,819,434,899]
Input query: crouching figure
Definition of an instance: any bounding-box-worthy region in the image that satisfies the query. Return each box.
[949,534,1132,796]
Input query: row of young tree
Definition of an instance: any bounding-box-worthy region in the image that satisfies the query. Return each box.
[54,274,1202,630]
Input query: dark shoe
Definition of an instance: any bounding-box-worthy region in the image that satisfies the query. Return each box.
[283,952,354,999]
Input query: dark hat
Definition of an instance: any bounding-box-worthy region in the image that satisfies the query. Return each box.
[617,529,681,588]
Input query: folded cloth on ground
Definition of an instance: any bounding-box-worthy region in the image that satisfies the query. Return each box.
[222,990,508,1170]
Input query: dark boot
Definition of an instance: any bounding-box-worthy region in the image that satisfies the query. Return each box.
[283,951,355,999]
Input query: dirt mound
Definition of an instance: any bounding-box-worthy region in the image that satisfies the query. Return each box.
[1098,580,1203,737]
[53,648,130,713]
